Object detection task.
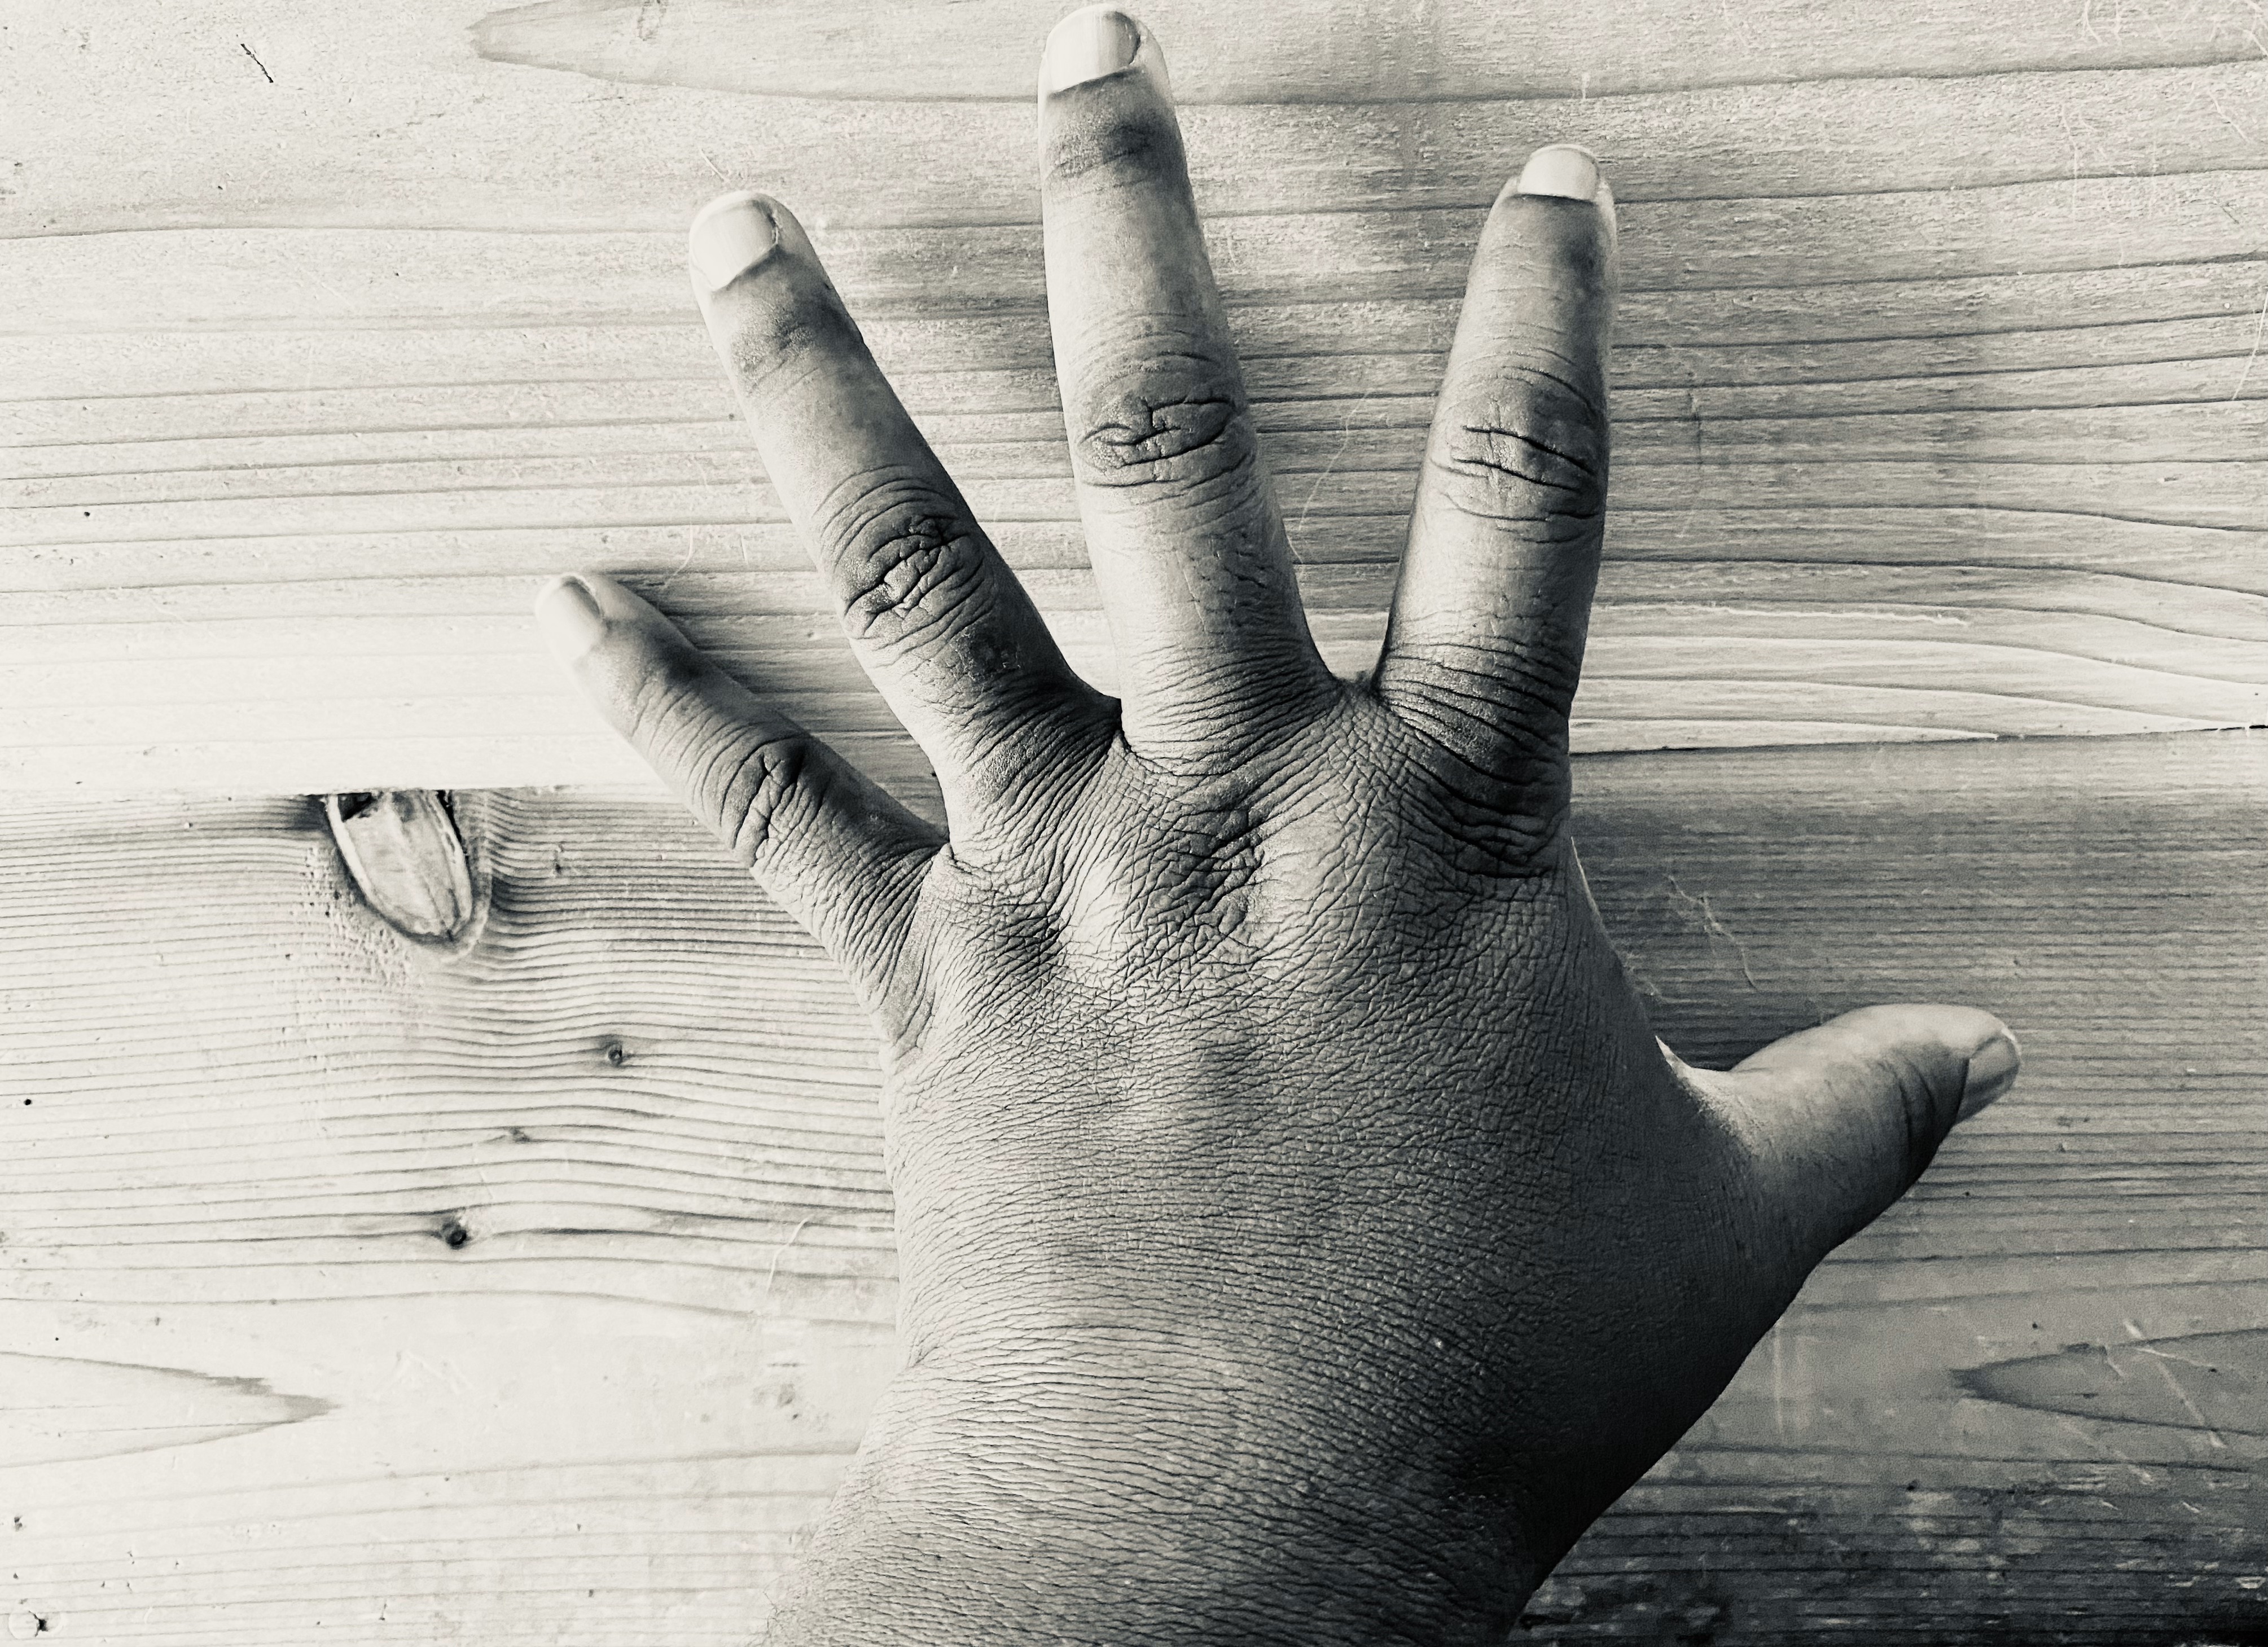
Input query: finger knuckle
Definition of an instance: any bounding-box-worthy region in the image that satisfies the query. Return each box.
[618,662,815,867]
[619,644,716,754]
[1043,96,1183,195]
[1888,1058,1954,1187]
[814,468,993,655]
[1418,631,1583,711]
[703,732,816,868]
[721,275,859,397]
[1406,717,1572,863]
[1069,357,1259,510]
[1431,363,1607,539]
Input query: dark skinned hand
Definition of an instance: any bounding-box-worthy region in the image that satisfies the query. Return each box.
[535,9,2020,1641]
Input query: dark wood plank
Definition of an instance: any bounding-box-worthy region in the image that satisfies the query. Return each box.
[0,728,2260,1640]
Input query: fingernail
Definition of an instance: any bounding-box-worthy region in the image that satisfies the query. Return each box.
[1958,1030,2021,1123]
[535,574,607,664]
[1041,5,1142,95]
[688,192,781,293]
[1517,143,1604,203]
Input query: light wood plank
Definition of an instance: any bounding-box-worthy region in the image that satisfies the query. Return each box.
[3,1,2266,792]
[0,730,2262,1641]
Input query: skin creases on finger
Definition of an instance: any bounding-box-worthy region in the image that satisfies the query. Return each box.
[1374,147,1618,807]
[685,188,1105,828]
[1037,6,1335,759]
[534,570,939,1000]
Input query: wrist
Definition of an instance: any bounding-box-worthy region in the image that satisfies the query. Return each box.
[769,1350,1552,1647]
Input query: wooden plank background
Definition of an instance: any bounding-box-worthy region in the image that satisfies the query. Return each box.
[6,0,2268,1641]
[4,0,2267,792]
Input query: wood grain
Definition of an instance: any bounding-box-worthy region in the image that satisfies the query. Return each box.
[0,729,2262,1642]
[5,1,2266,792]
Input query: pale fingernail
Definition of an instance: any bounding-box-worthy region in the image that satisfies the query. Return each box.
[1041,5,1142,95]
[1517,143,1604,202]
[535,574,607,665]
[1957,1030,2021,1123]
[688,192,782,293]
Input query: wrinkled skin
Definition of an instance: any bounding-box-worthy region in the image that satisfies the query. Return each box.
[537,9,2017,1643]
[861,706,1768,1639]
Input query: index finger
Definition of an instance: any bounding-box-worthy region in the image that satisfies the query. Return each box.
[688,191,1104,827]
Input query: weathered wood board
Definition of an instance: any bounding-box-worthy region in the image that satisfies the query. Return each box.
[0,729,2262,1643]
[8,0,2268,1639]
[5,0,2268,793]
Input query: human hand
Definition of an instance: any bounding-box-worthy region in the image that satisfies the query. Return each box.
[534,7,2019,1642]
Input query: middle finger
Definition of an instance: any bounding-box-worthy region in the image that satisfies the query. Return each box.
[1037,6,1334,759]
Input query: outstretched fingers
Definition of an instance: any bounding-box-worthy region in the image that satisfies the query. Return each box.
[688,191,1105,827]
[537,573,940,1002]
[1376,146,1618,815]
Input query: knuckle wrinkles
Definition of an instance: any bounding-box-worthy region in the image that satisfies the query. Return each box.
[1396,642,1582,728]
[726,278,859,395]
[1043,100,1183,193]
[1409,726,1571,856]
[620,646,715,754]
[705,734,814,867]
[1893,1060,1949,1186]
[1433,364,1607,537]
[815,469,990,653]
[617,659,816,866]
[1071,372,1256,503]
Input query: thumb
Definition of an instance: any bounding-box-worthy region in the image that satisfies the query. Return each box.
[1708,1004,2020,1266]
